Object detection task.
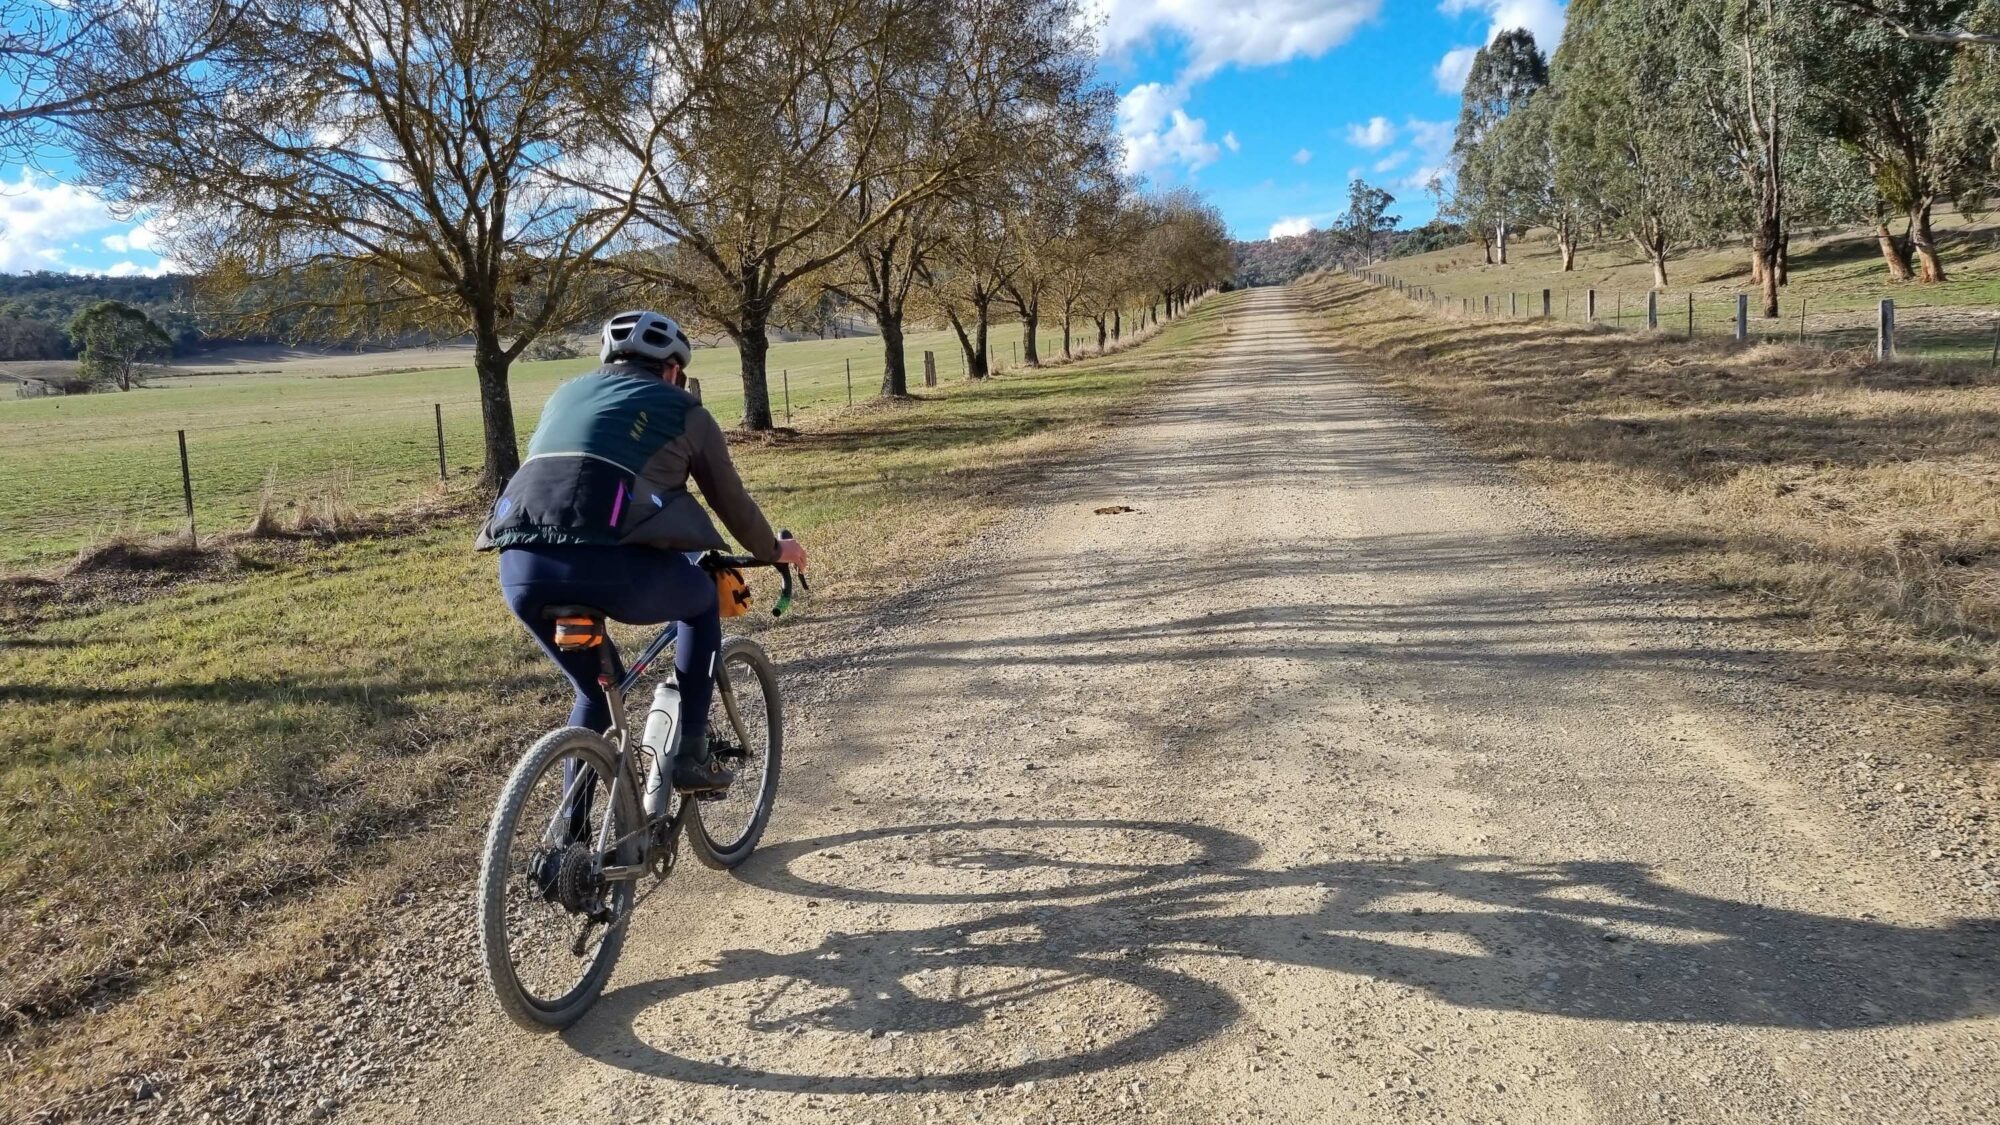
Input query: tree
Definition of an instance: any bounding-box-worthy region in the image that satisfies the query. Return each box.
[68,300,171,391]
[1,1,239,162]
[1804,1,1982,282]
[1339,179,1400,265]
[592,0,1013,429]
[69,0,647,487]
[1451,29,1548,265]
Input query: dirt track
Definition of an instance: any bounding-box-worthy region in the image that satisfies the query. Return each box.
[348,286,1998,1124]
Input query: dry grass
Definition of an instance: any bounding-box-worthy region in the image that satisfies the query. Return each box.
[1298,273,2000,757]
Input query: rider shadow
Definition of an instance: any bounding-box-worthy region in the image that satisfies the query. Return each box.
[570,818,2000,1095]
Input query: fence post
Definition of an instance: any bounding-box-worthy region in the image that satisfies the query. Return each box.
[1510,292,1518,318]
[1686,293,1695,338]
[924,349,937,387]
[1878,299,1895,359]
[1735,294,1748,342]
[783,369,791,423]
[846,358,853,405]
[433,403,447,481]
[1542,289,1551,318]
[177,430,197,548]
[1484,294,1491,317]
[1646,291,1658,331]
[1991,326,1998,370]
[1799,298,1808,342]
[1586,289,1598,323]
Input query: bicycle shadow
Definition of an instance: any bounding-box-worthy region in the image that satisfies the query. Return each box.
[570,818,2000,1094]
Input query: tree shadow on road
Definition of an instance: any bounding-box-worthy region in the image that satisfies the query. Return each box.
[570,818,1999,1094]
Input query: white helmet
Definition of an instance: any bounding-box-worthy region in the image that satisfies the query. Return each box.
[600,310,692,368]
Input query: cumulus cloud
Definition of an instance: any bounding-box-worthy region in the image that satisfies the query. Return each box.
[0,172,125,273]
[1092,0,1383,81]
[1435,0,1567,94]
[101,222,164,256]
[1372,152,1408,173]
[1222,131,1241,152]
[1292,148,1313,165]
[1343,116,1396,149]
[1269,216,1315,239]
[1118,82,1223,177]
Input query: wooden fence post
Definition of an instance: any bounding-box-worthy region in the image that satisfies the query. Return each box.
[177,430,197,547]
[1586,289,1598,323]
[783,369,791,423]
[1510,292,1518,318]
[1686,294,1694,338]
[1735,294,1748,342]
[1542,289,1551,318]
[434,403,447,481]
[1646,291,1658,331]
[846,358,852,405]
[1484,294,1491,316]
[1878,299,1895,359]
[924,350,937,387]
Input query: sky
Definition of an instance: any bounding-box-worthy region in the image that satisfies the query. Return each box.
[0,0,1567,276]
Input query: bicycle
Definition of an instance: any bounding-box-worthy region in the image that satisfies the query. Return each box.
[476,539,805,1031]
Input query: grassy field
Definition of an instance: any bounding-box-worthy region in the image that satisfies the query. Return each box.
[0,317,1110,568]
[1372,205,2000,362]
[1296,272,2000,758]
[0,294,1218,1103]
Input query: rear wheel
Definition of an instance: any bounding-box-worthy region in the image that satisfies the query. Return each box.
[687,637,783,869]
[477,726,641,1031]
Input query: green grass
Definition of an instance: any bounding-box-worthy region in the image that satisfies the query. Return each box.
[0,317,1119,568]
[0,294,1226,1067]
[1370,204,2000,362]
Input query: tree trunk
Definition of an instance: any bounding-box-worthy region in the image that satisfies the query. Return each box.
[1093,315,1107,350]
[1875,218,1913,281]
[946,309,976,378]
[1020,306,1039,365]
[973,299,991,377]
[1558,231,1576,271]
[1061,310,1073,359]
[1910,199,1946,283]
[1749,249,1764,286]
[1495,223,1509,265]
[1755,214,1781,319]
[1776,229,1789,285]
[878,302,908,397]
[734,317,776,431]
[1633,229,1668,290]
[1113,308,1122,341]
[1481,237,1493,266]
[473,326,521,488]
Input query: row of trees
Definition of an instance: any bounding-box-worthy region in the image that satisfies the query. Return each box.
[11,0,1231,485]
[1446,0,2000,317]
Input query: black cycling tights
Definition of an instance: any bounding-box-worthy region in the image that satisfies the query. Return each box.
[499,543,722,742]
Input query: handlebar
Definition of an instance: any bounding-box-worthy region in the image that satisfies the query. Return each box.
[703,529,808,618]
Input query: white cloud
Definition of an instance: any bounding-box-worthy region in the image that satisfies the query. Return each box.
[1269,216,1314,239]
[1117,82,1222,177]
[101,221,164,256]
[1435,0,1566,94]
[1433,45,1479,93]
[1092,0,1383,81]
[1343,116,1396,149]
[1222,131,1241,152]
[1292,148,1313,165]
[1372,152,1408,173]
[0,172,127,273]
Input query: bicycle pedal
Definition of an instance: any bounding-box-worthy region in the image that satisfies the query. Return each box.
[694,787,732,802]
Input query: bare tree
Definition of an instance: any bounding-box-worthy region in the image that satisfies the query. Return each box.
[1,0,239,161]
[68,0,646,487]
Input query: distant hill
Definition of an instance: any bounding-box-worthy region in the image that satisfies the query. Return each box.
[1231,220,1469,288]
[0,272,200,361]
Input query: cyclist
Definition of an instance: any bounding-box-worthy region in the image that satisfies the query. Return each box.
[476,311,806,792]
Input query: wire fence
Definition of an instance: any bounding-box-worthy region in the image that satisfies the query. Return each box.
[0,312,1167,572]
[1356,270,2000,367]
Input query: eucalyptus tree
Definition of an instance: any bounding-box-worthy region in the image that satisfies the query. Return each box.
[68,0,647,487]
[1803,1,1982,281]
[1451,28,1548,265]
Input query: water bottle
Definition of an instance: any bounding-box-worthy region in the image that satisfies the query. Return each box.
[640,679,680,817]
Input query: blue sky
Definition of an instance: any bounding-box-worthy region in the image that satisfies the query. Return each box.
[0,0,1566,275]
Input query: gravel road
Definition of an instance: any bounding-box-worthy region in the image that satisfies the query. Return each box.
[345,285,1998,1124]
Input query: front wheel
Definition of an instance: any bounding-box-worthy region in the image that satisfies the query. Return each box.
[686,637,783,869]
[477,726,641,1031]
